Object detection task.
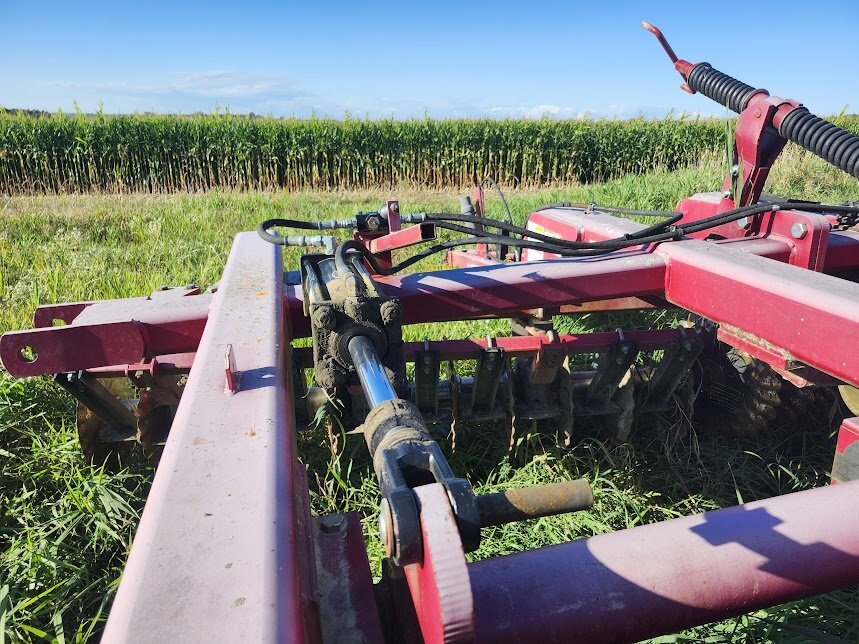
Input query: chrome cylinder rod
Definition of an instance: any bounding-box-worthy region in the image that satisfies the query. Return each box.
[348,335,396,408]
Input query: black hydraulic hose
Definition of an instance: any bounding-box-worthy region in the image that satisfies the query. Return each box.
[334,200,859,274]
[686,63,761,114]
[433,220,680,252]
[265,202,859,276]
[621,213,684,238]
[778,108,859,179]
[258,216,358,245]
[335,238,492,276]
[334,234,622,277]
[424,212,680,248]
[258,217,324,245]
[685,62,859,180]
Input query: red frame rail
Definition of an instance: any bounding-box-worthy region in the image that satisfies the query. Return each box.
[101,234,316,641]
[5,206,858,386]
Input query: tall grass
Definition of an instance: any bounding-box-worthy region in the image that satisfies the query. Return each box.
[0,111,798,194]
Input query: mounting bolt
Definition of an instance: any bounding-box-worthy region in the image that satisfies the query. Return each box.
[380,300,401,325]
[313,306,336,330]
[736,217,750,230]
[791,222,808,239]
[320,514,345,534]
[379,498,396,558]
[344,299,363,320]
[367,215,382,231]
[730,165,739,177]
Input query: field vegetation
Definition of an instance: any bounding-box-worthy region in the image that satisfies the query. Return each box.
[2,110,858,194]
[0,141,857,641]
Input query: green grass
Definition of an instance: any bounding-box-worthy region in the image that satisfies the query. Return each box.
[1,147,857,641]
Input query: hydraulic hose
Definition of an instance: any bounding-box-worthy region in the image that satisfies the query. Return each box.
[684,62,859,180]
[686,63,761,114]
[778,108,859,179]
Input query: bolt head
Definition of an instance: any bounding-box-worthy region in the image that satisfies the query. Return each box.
[791,222,808,239]
[367,215,382,231]
[320,514,345,534]
[313,306,336,330]
[736,217,750,230]
[381,300,401,325]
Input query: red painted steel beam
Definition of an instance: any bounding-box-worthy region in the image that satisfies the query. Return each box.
[525,207,859,386]
[446,249,500,269]
[367,223,436,254]
[826,230,859,272]
[4,210,856,380]
[1,293,211,377]
[660,239,859,386]
[33,301,95,327]
[528,206,859,274]
[102,233,313,642]
[374,250,668,325]
[469,480,859,643]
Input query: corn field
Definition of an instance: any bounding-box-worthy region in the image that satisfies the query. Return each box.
[1,111,857,193]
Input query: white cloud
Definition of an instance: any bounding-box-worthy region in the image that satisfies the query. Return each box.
[486,104,595,119]
[43,71,307,102]
[35,75,725,119]
[486,104,723,120]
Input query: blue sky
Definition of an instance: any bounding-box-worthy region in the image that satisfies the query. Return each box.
[3,1,858,119]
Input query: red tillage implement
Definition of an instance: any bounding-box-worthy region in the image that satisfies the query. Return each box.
[3,23,859,643]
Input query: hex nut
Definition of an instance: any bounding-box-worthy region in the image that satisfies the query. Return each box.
[736,217,750,230]
[791,222,808,239]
